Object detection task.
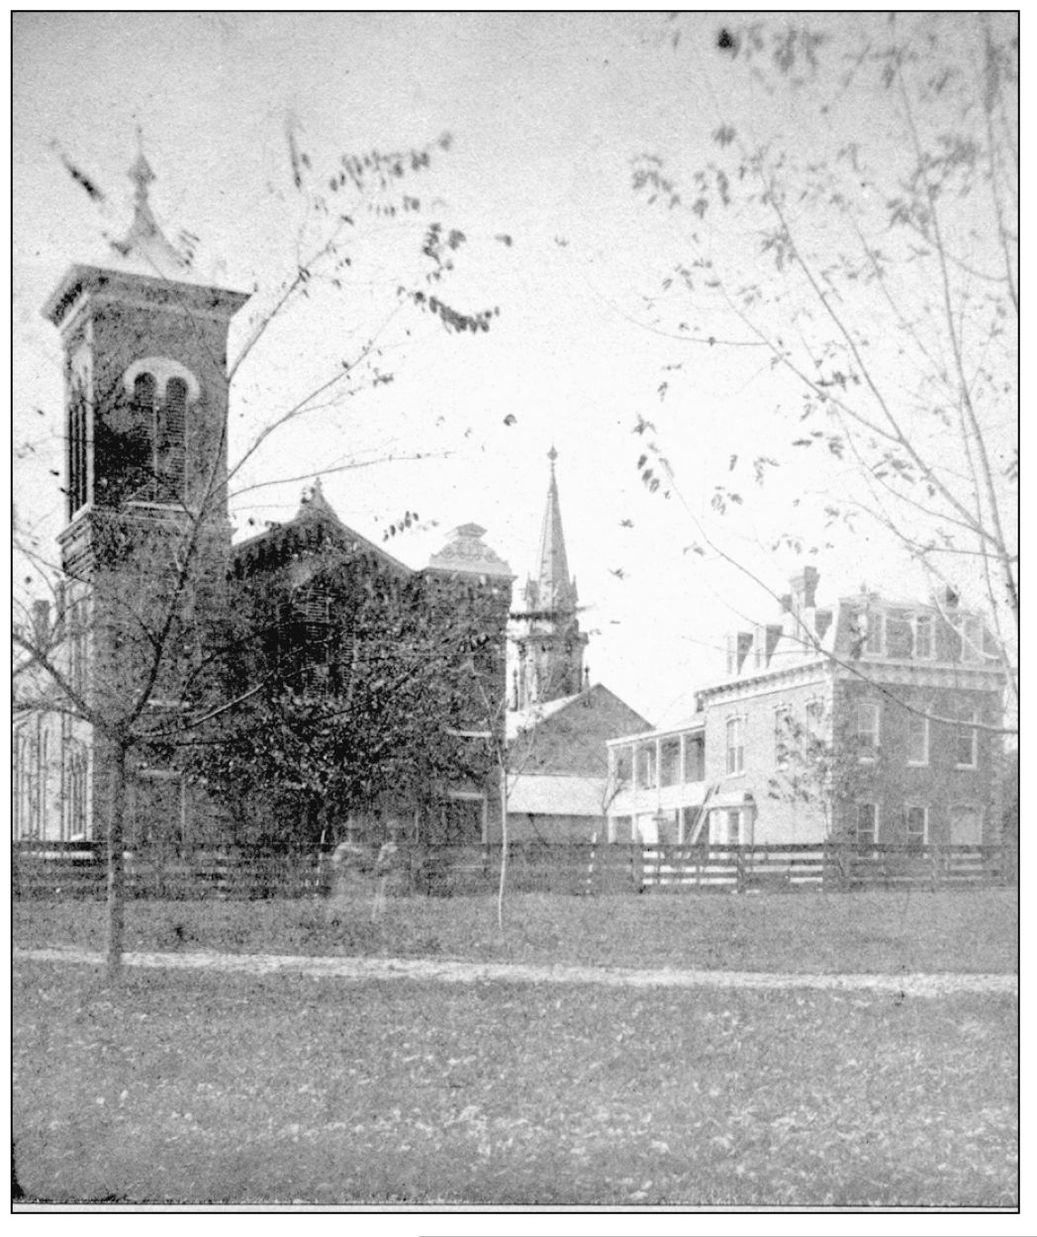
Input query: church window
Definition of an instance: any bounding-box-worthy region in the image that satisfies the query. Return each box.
[130,372,188,504]
[67,378,90,516]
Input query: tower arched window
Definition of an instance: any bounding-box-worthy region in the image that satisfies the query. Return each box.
[120,359,197,505]
[157,377,188,500]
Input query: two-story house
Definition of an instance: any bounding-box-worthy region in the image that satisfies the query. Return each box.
[607,568,1006,848]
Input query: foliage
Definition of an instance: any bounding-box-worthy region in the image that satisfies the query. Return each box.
[14,962,1017,1205]
[631,13,1017,702]
[767,707,876,838]
[179,559,508,848]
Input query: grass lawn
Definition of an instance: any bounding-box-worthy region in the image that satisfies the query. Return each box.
[14,887,1018,974]
[13,961,1017,1207]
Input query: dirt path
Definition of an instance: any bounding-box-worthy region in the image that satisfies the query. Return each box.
[14,946,1016,998]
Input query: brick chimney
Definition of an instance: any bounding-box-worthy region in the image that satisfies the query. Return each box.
[790,567,819,612]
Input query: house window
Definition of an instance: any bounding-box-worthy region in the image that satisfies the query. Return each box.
[885,610,913,659]
[905,805,928,850]
[864,609,884,656]
[725,716,744,776]
[953,706,978,768]
[914,614,933,660]
[906,711,929,766]
[855,700,880,758]
[852,802,878,847]
[805,696,825,735]
[958,615,983,664]
[711,808,742,846]
[774,706,791,769]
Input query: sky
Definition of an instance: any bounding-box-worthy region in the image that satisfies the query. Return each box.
[11,10,1016,726]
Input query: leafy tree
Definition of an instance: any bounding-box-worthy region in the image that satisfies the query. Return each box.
[179,558,504,854]
[628,13,1017,707]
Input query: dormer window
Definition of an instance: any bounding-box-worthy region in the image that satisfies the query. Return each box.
[864,609,884,656]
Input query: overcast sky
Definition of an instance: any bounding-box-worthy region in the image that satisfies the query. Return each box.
[12,10,1011,725]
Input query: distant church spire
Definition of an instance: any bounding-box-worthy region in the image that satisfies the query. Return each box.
[514,448,588,710]
[528,445,578,616]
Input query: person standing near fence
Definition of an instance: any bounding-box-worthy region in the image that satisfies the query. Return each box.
[325,824,368,925]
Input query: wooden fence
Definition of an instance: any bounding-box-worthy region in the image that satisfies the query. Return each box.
[12,839,1017,900]
[637,842,1017,893]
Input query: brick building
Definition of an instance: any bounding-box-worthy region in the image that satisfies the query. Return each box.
[607,568,1006,848]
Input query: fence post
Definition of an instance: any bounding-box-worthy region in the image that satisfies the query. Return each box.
[735,845,746,895]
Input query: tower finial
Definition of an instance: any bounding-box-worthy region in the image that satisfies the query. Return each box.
[548,444,558,468]
[128,148,155,209]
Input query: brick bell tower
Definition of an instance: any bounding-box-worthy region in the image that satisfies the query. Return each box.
[41,154,249,833]
[513,447,588,709]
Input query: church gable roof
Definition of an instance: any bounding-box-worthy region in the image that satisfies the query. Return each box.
[508,683,652,776]
[231,479,412,581]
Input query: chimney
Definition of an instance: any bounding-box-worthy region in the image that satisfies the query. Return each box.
[31,599,50,649]
[790,567,819,612]
[780,593,793,614]
[814,608,834,642]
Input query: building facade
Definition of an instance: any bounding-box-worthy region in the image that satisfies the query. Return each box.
[607,569,1006,848]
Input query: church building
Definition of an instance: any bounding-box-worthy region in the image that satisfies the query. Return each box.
[506,450,650,840]
[14,156,512,850]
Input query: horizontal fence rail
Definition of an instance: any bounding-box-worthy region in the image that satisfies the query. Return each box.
[12,840,1017,900]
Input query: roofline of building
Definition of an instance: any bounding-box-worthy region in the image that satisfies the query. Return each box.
[42,262,250,327]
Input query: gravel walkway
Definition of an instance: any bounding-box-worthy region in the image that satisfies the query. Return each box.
[14,946,1017,998]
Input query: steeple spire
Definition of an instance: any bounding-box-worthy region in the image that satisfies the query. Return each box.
[531,445,577,616]
[513,448,588,710]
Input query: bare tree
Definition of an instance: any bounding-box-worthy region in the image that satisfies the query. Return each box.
[626,13,1017,707]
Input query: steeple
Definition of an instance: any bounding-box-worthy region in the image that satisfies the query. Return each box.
[513,448,588,710]
[527,446,578,616]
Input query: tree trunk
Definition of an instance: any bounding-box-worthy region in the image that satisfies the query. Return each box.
[105,739,129,981]
[497,768,508,931]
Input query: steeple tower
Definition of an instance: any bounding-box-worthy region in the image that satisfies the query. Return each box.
[513,448,588,709]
